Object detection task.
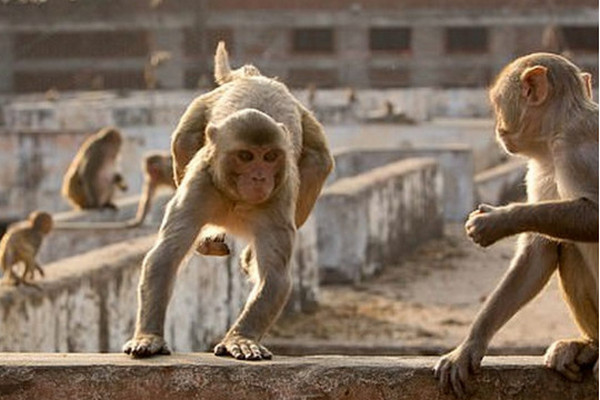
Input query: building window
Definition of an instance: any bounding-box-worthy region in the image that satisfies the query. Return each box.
[14,30,149,60]
[292,28,334,53]
[369,28,411,53]
[183,27,234,57]
[562,26,598,52]
[445,27,488,53]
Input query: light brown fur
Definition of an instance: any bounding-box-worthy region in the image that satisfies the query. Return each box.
[435,53,598,397]
[123,42,334,360]
[62,127,127,210]
[0,211,53,289]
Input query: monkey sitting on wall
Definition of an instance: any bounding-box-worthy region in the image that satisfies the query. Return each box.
[0,211,53,288]
[62,127,128,210]
[434,53,598,397]
[123,41,334,360]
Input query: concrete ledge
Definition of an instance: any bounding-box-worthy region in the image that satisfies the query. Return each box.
[0,353,596,400]
[474,160,527,206]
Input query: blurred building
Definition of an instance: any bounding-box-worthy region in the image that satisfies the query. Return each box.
[0,0,597,93]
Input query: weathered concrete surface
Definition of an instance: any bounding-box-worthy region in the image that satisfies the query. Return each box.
[316,157,443,284]
[38,192,172,263]
[330,145,473,221]
[475,159,527,206]
[0,353,596,400]
[0,217,318,352]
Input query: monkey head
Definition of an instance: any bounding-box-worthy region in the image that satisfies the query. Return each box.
[29,211,53,234]
[144,153,174,186]
[489,53,590,156]
[99,127,123,147]
[208,109,289,205]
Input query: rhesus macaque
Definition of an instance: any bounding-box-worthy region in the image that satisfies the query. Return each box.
[434,53,598,397]
[62,127,128,210]
[123,41,334,360]
[54,152,175,230]
[0,211,53,288]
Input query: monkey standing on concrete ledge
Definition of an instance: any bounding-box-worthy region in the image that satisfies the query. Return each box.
[435,53,598,397]
[0,211,53,288]
[123,42,334,360]
[62,127,128,210]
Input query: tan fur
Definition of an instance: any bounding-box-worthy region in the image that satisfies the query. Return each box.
[0,211,53,289]
[123,42,334,360]
[435,53,599,396]
[62,127,127,210]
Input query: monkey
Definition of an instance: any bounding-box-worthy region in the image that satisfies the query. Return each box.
[62,127,128,210]
[434,53,598,398]
[122,41,334,360]
[53,152,176,230]
[0,211,53,288]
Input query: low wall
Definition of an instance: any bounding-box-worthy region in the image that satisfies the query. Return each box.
[316,157,443,284]
[0,353,596,400]
[475,160,527,206]
[0,217,318,353]
[330,145,473,221]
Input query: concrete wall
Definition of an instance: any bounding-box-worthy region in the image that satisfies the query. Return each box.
[330,145,473,221]
[0,353,596,400]
[475,159,527,205]
[317,158,443,284]
[0,216,318,353]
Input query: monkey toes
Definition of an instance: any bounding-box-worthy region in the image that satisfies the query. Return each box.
[214,336,273,361]
[123,334,171,358]
[544,339,599,381]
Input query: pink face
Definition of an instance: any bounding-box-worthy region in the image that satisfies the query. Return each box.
[228,146,284,205]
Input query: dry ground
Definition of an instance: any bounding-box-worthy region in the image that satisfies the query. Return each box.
[269,224,578,354]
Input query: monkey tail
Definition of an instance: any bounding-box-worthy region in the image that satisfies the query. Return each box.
[214,41,261,85]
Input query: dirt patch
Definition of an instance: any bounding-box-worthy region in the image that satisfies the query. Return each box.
[270,224,578,351]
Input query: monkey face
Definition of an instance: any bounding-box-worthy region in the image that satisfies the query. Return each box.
[227,146,284,205]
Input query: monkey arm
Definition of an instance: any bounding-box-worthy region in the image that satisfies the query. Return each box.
[171,97,210,186]
[295,109,334,228]
[133,179,157,226]
[435,235,558,396]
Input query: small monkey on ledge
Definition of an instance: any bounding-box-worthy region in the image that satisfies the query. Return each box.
[123,42,334,360]
[435,53,598,397]
[0,211,53,288]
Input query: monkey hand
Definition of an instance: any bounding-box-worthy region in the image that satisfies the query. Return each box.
[196,233,230,257]
[434,340,485,399]
[214,334,273,361]
[544,338,599,381]
[122,334,171,358]
[465,204,510,247]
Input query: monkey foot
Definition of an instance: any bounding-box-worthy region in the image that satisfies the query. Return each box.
[197,236,230,256]
[122,334,171,358]
[214,336,273,361]
[544,338,598,381]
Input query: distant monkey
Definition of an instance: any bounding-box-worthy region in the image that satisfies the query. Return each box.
[123,42,334,360]
[55,152,175,230]
[434,53,598,397]
[62,127,128,210]
[0,211,53,288]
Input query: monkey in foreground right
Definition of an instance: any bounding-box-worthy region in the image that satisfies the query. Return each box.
[0,211,53,287]
[435,53,598,397]
[62,127,128,210]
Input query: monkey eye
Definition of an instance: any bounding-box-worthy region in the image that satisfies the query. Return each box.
[237,150,254,162]
[263,150,279,163]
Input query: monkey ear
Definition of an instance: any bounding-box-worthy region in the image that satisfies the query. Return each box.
[206,123,219,142]
[581,72,593,99]
[520,66,549,106]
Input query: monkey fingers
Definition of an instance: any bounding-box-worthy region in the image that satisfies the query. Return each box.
[433,341,484,399]
[196,235,230,257]
[122,334,171,358]
[214,335,272,361]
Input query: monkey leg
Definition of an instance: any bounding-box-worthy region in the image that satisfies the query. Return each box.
[214,223,294,360]
[544,338,599,381]
[124,172,220,358]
